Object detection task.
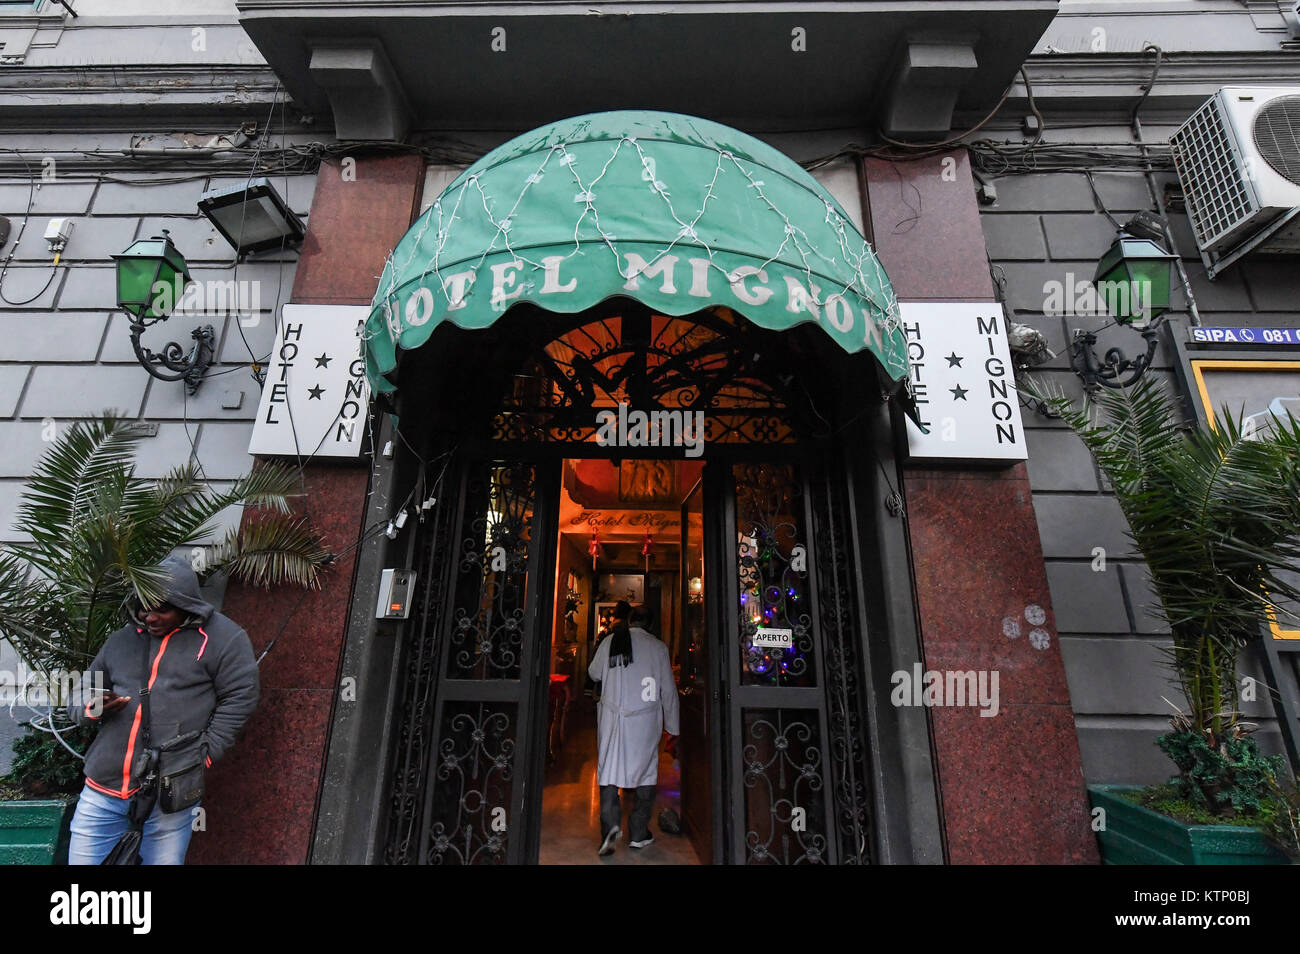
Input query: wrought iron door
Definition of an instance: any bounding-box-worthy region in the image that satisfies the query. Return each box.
[677,476,721,863]
[720,459,874,864]
[409,456,557,865]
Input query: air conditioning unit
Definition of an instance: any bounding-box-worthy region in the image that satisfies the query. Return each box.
[1169,86,1300,277]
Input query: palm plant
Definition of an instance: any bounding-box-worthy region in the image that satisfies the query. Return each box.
[0,414,331,792]
[1044,376,1300,814]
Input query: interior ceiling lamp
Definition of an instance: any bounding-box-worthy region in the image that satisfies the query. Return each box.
[689,576,703,604]
[198,177,305,258]
[589,534,602,571]
[1072,212,1177,391]
[113,231,214,394]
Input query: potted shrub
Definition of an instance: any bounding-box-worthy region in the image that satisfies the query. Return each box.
[0,414,331,864]
[1043,376,1300,864]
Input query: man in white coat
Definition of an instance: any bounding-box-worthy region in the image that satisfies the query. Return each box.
[588,601,680,855]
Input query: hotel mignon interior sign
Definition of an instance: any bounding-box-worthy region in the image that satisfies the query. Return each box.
[248,304,371,458]
[902,301,1027,464]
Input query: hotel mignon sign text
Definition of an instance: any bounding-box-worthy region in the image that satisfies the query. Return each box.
[249,304,371,459]
[902,301,1028,463]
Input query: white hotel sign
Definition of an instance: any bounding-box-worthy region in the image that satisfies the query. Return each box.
[248,304,371,458]
[901,301,1028,463]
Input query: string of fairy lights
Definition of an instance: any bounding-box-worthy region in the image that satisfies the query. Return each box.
[366,132,901,684]
[367,133,903,376]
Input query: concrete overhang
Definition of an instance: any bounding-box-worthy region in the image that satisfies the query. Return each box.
[236,1,1060,137]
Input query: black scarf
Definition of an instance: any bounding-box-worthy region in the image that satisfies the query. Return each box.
[608,620,633,668]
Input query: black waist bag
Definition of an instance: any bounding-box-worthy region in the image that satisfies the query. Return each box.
[156,730,205,814]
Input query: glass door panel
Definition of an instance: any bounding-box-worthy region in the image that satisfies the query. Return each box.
[734,462,816,687]
[724,461,835,864]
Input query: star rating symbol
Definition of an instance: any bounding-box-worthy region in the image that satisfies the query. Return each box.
[950,384,969,401]
[315,353,332,368]
[945,352,964,368]
[307,384,325,400]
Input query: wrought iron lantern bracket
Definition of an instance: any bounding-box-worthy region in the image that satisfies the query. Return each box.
[1070,325,1161,391]
[128,316,216,394]
[115,229,214,394]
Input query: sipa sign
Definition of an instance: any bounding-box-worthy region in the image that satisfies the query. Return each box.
[1190,327,1300,345]
[249,304,371,458]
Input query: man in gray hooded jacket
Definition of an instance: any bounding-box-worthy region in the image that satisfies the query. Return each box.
[64,554,259,865]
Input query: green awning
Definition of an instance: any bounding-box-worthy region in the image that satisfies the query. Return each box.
[366,110,912,409]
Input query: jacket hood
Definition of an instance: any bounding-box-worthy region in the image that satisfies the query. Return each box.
[136,554,214,624]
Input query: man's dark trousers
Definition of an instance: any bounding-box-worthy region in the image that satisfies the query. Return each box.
[600,785,656,841]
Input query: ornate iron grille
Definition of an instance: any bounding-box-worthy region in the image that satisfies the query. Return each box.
[383,457,541,866]
[488,304,814,445]
[425,701,517,865]
[446,462,536,680]
[809,466,876,864]
[383,463,461,865]
[741,708,830,864]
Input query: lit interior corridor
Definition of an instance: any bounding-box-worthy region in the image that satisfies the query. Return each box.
[539,707,703,865]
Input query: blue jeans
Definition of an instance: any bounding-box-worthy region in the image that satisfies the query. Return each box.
[68,783,198,865]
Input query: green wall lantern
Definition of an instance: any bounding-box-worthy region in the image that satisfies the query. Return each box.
[114,230,192,321]
[113,231,215,393]
[1072,223,1179,391]
[1092,232,1177,325]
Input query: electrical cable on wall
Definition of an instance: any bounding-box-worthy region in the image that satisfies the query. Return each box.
[0,137,486,180]
[1084,170,1124,229]
[230,83,289,372]
[1130,42,1202,328]
[0,153,65,306]
[254,445,455,666]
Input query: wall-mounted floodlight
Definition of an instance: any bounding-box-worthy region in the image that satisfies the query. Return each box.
[197,177,305,258]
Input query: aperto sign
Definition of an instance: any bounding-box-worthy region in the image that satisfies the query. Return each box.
[753,627,794,649]
[902,301,1028,464]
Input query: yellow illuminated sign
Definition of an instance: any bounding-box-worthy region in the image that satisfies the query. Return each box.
[1189,358,1300,641]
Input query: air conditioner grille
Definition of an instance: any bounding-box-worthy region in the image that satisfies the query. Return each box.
[1171,97,1256,248]
[1254,95,1300,186]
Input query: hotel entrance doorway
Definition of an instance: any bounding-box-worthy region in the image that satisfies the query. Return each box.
[538,457,708,864]
[381,301,881,864]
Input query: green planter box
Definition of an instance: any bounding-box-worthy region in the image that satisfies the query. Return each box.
[1089,785,1290,866]
[0,798,77,865]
